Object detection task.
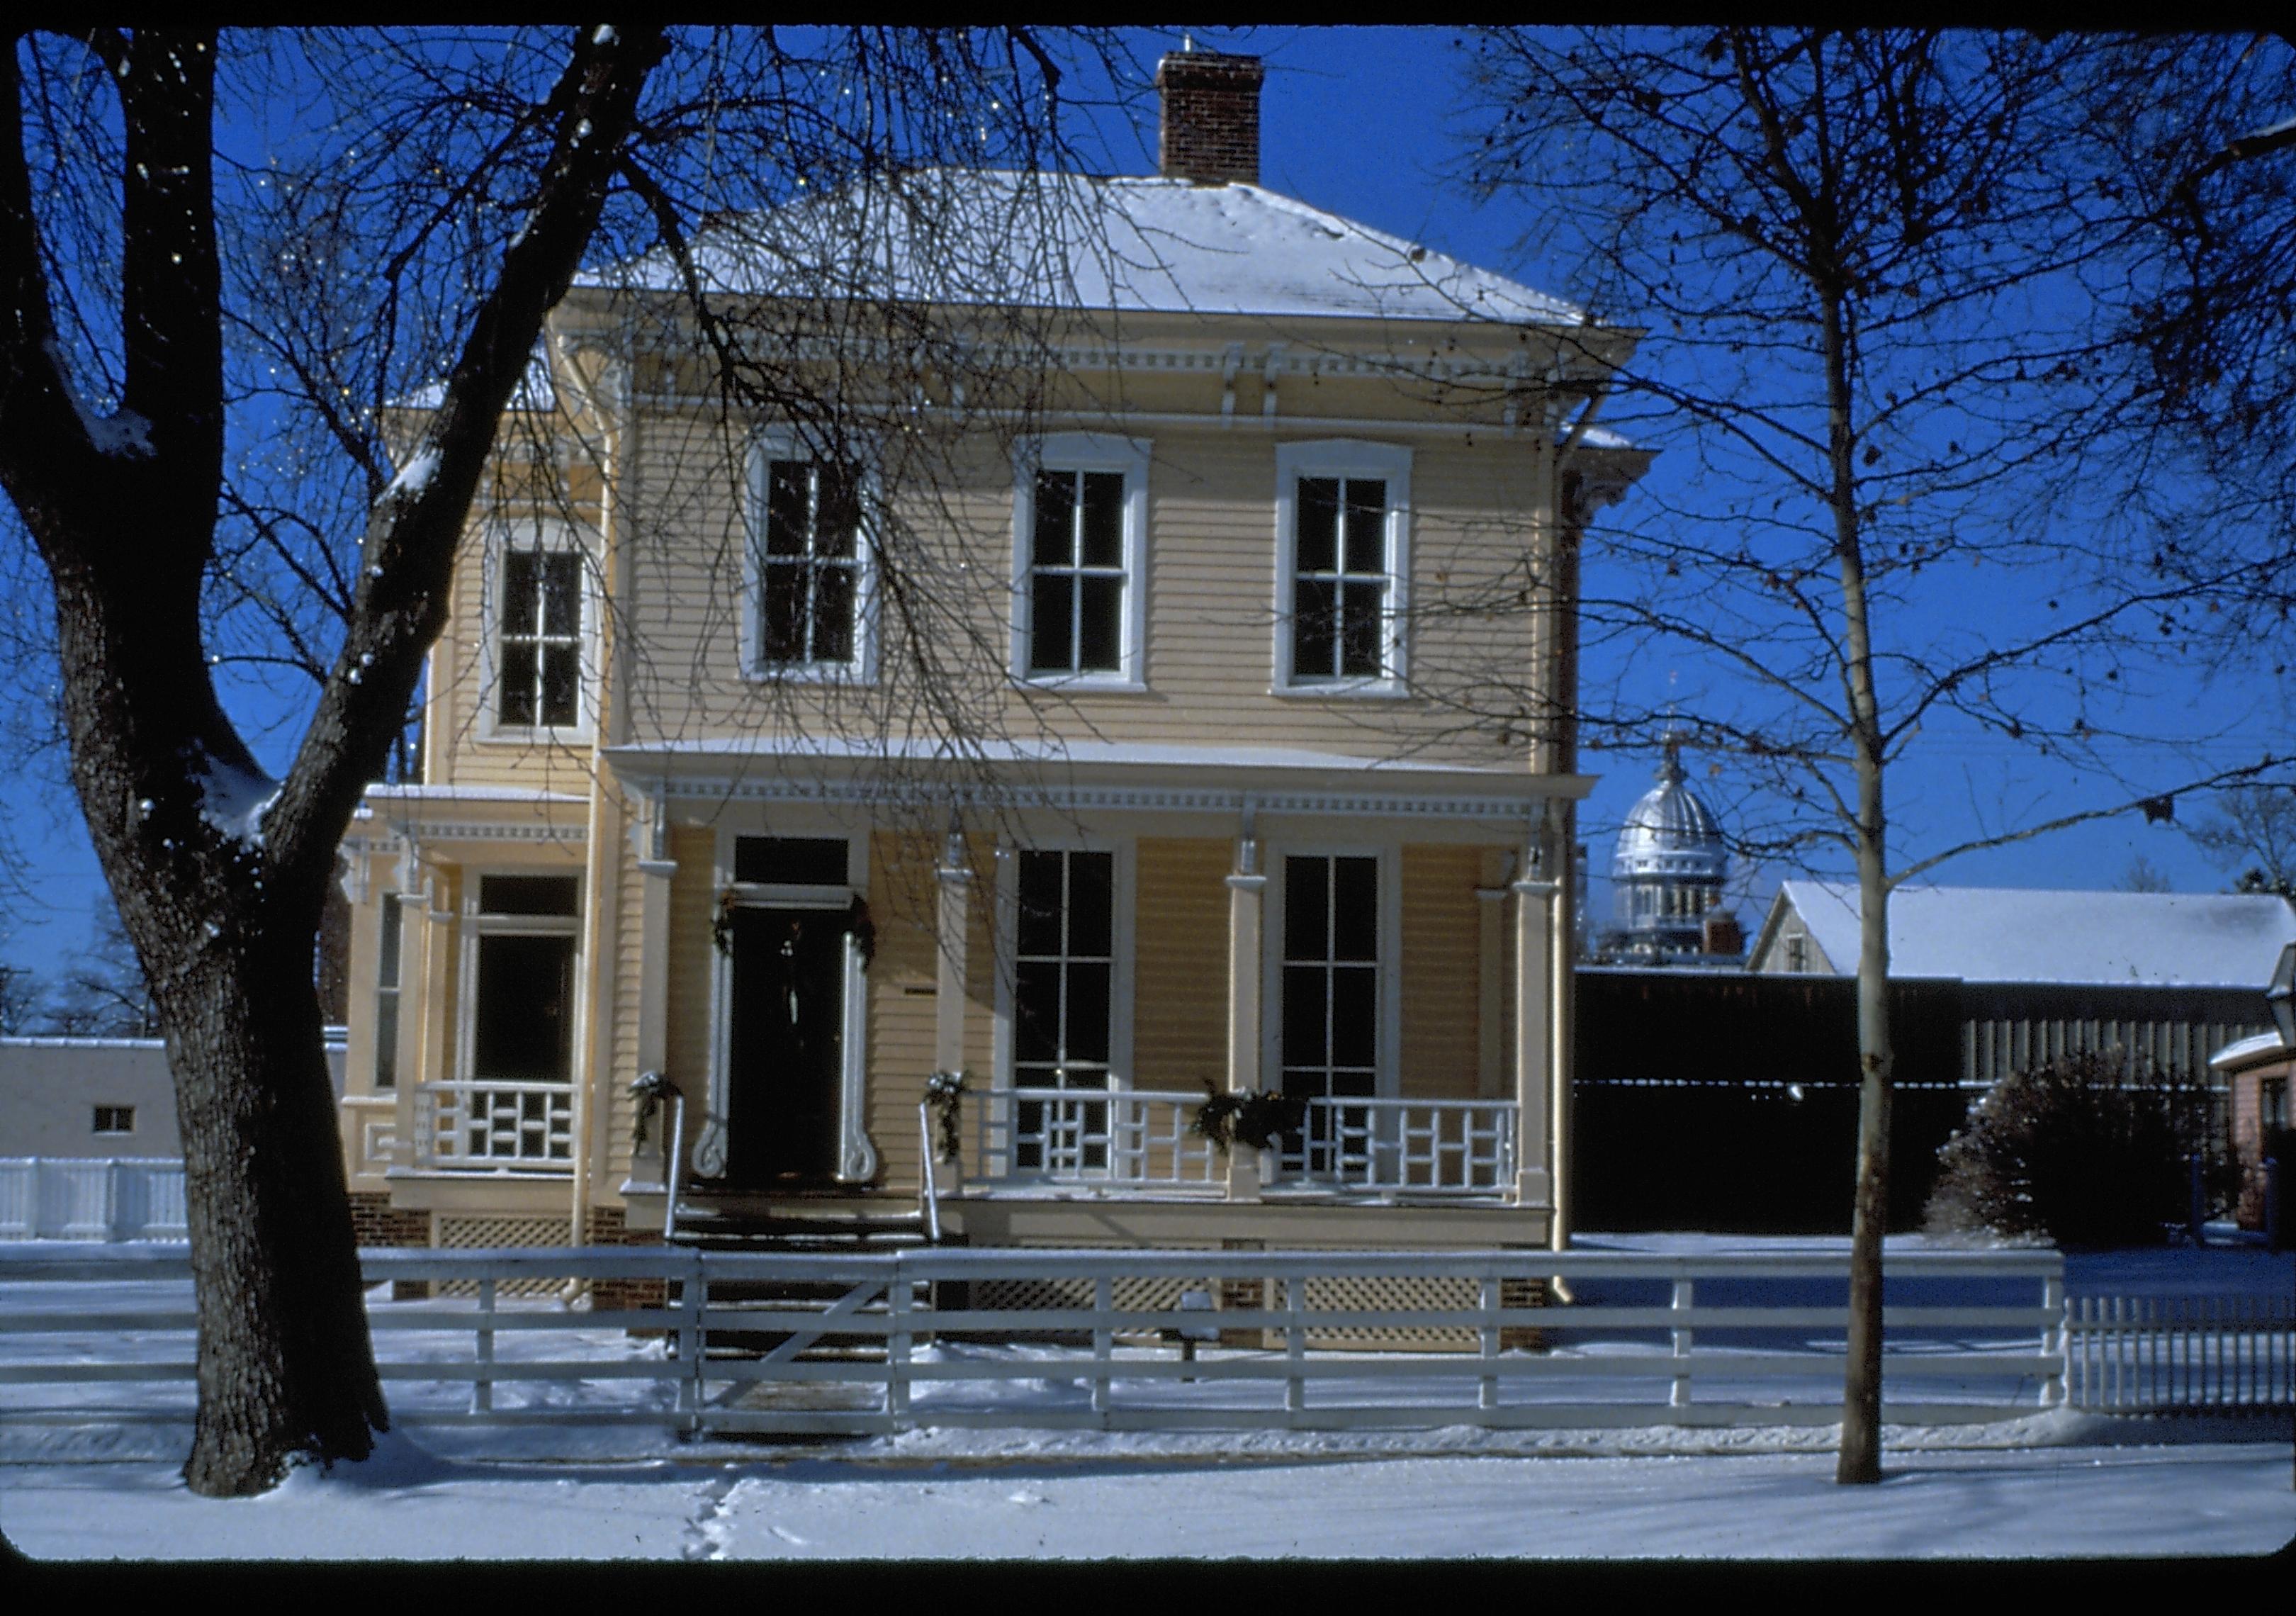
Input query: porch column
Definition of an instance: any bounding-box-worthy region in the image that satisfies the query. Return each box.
[631,790,677,1186]
[934,828,970,1081]
[400,855,456,1174]
[1225,834,1267,1201]
[1512,860,1559,1210]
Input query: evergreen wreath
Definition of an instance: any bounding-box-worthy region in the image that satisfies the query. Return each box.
[1191,1080,1307,1154]
[925,1069,967,1162]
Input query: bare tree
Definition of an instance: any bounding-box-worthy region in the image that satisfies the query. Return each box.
[0,24,1098,1497]
[2188,782,2296,899]
[1459,28,2294,1483]
[43,899,162,1037]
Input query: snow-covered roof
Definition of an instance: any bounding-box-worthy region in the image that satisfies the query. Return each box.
[1770,880,2296,988]
[2209,1029,2292,1072]
[592,170,1587,328]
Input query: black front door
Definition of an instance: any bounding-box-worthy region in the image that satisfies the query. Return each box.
[726,907,848,1186]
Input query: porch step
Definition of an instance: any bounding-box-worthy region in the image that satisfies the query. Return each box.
[666,1206,944,1252]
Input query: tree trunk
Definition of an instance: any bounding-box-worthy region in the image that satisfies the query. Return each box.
[1820,275,1894,1488]
[164,916,388,1494]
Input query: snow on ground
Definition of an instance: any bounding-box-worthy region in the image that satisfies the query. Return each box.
[4,1434,2290,1561]
[1,1232,2287,1560]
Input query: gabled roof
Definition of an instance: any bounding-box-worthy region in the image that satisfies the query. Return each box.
[1764,880,2296,988]
[593,169,1589,328]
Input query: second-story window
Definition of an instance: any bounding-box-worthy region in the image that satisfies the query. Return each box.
[1291,476,1389,679]
[497,543,582,728]
[756,456,862,670]
[1013,434,1150,685]
[1275,440,1412,691]
[1028,469,1125,675]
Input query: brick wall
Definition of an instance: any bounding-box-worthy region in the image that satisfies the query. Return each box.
[585,1203,670,1313]
[347,1191,429,1248]
[1156,53,1262,186]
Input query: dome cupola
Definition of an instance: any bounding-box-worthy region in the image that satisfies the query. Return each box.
[1611,740,1733,961]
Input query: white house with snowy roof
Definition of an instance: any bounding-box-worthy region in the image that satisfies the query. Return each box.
[330,51,1650,1263]
[1750,880,2296,1088]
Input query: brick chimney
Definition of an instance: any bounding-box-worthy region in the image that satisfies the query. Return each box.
[1155,50,1264,186]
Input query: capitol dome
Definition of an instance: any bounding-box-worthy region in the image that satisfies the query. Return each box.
[1611,741,1733,961]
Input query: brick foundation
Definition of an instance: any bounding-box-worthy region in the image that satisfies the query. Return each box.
[346,1193,434,1300]
[349,1191,431,1248]
[585,1203,670,1314]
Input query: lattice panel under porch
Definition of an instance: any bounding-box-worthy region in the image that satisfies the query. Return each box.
[1302,1273,1482,1352]
[434,1214,568,1296]
[969,1274,1221,1345]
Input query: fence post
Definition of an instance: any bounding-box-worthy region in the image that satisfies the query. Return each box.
[1091,1273,1113,1420]
[887,1263,913,1425]
[473,1276,496,1415]
[2041,1269,2065,1409]
[1478,1274,1501,1414]
[1670,1277,1694,1410]
[1285,1274,1306,1417]
[677,1252,705,1435]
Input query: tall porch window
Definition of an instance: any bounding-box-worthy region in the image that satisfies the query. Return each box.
[373,892,403,1090]
[1282,854,1380,1171]
[1013,849,1114,1170]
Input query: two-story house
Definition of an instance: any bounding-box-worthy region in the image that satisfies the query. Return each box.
[332,53,1648,1266]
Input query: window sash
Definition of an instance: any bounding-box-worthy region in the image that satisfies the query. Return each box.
[1027,468,1127,675]
[1291,477,1389,680]
[758,458,862,667]
[497,549,582,727]
[375,894,402,1090]
[1280,855,1380,1101]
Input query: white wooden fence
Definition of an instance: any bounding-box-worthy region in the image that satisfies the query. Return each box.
[0,1245,2086,1437]
[2062,1294,2296,1411]
[0,1159,187,1242]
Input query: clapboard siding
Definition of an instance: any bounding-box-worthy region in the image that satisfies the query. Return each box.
[1131,837,1233,1093]
[1400,844,1485,1101]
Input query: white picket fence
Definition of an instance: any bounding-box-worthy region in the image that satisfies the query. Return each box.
[0,1159,187,1241]
[2062,1294,2296,1411]
[0,1245,2085,1437]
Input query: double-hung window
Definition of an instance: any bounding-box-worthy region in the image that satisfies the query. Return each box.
[748,432,871,678]
[492,526,587,731]
[1275,441,1411,691]
[1014,434,1149,684]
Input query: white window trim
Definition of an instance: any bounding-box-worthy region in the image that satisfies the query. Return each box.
[989,836,1138,1100]
[453,877,584,1089]
[1010,432,1152,690]
[476,518,601,744]
[1261,841,1402,1101]
[743,427,881,685]
[1272,439,1413,696]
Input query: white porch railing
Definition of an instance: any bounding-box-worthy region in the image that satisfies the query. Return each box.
[411,1081,575,1171]
[0,1158,188,1242]
[974,1087,1224,1190]
[1268,1098,1516,1198]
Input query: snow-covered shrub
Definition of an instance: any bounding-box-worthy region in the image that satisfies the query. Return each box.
[1923,1052,2225,1247]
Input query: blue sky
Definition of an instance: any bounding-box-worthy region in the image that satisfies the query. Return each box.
[1,25,2282,980]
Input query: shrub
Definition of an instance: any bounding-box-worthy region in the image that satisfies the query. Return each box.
[1924,1052,2224,1247]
